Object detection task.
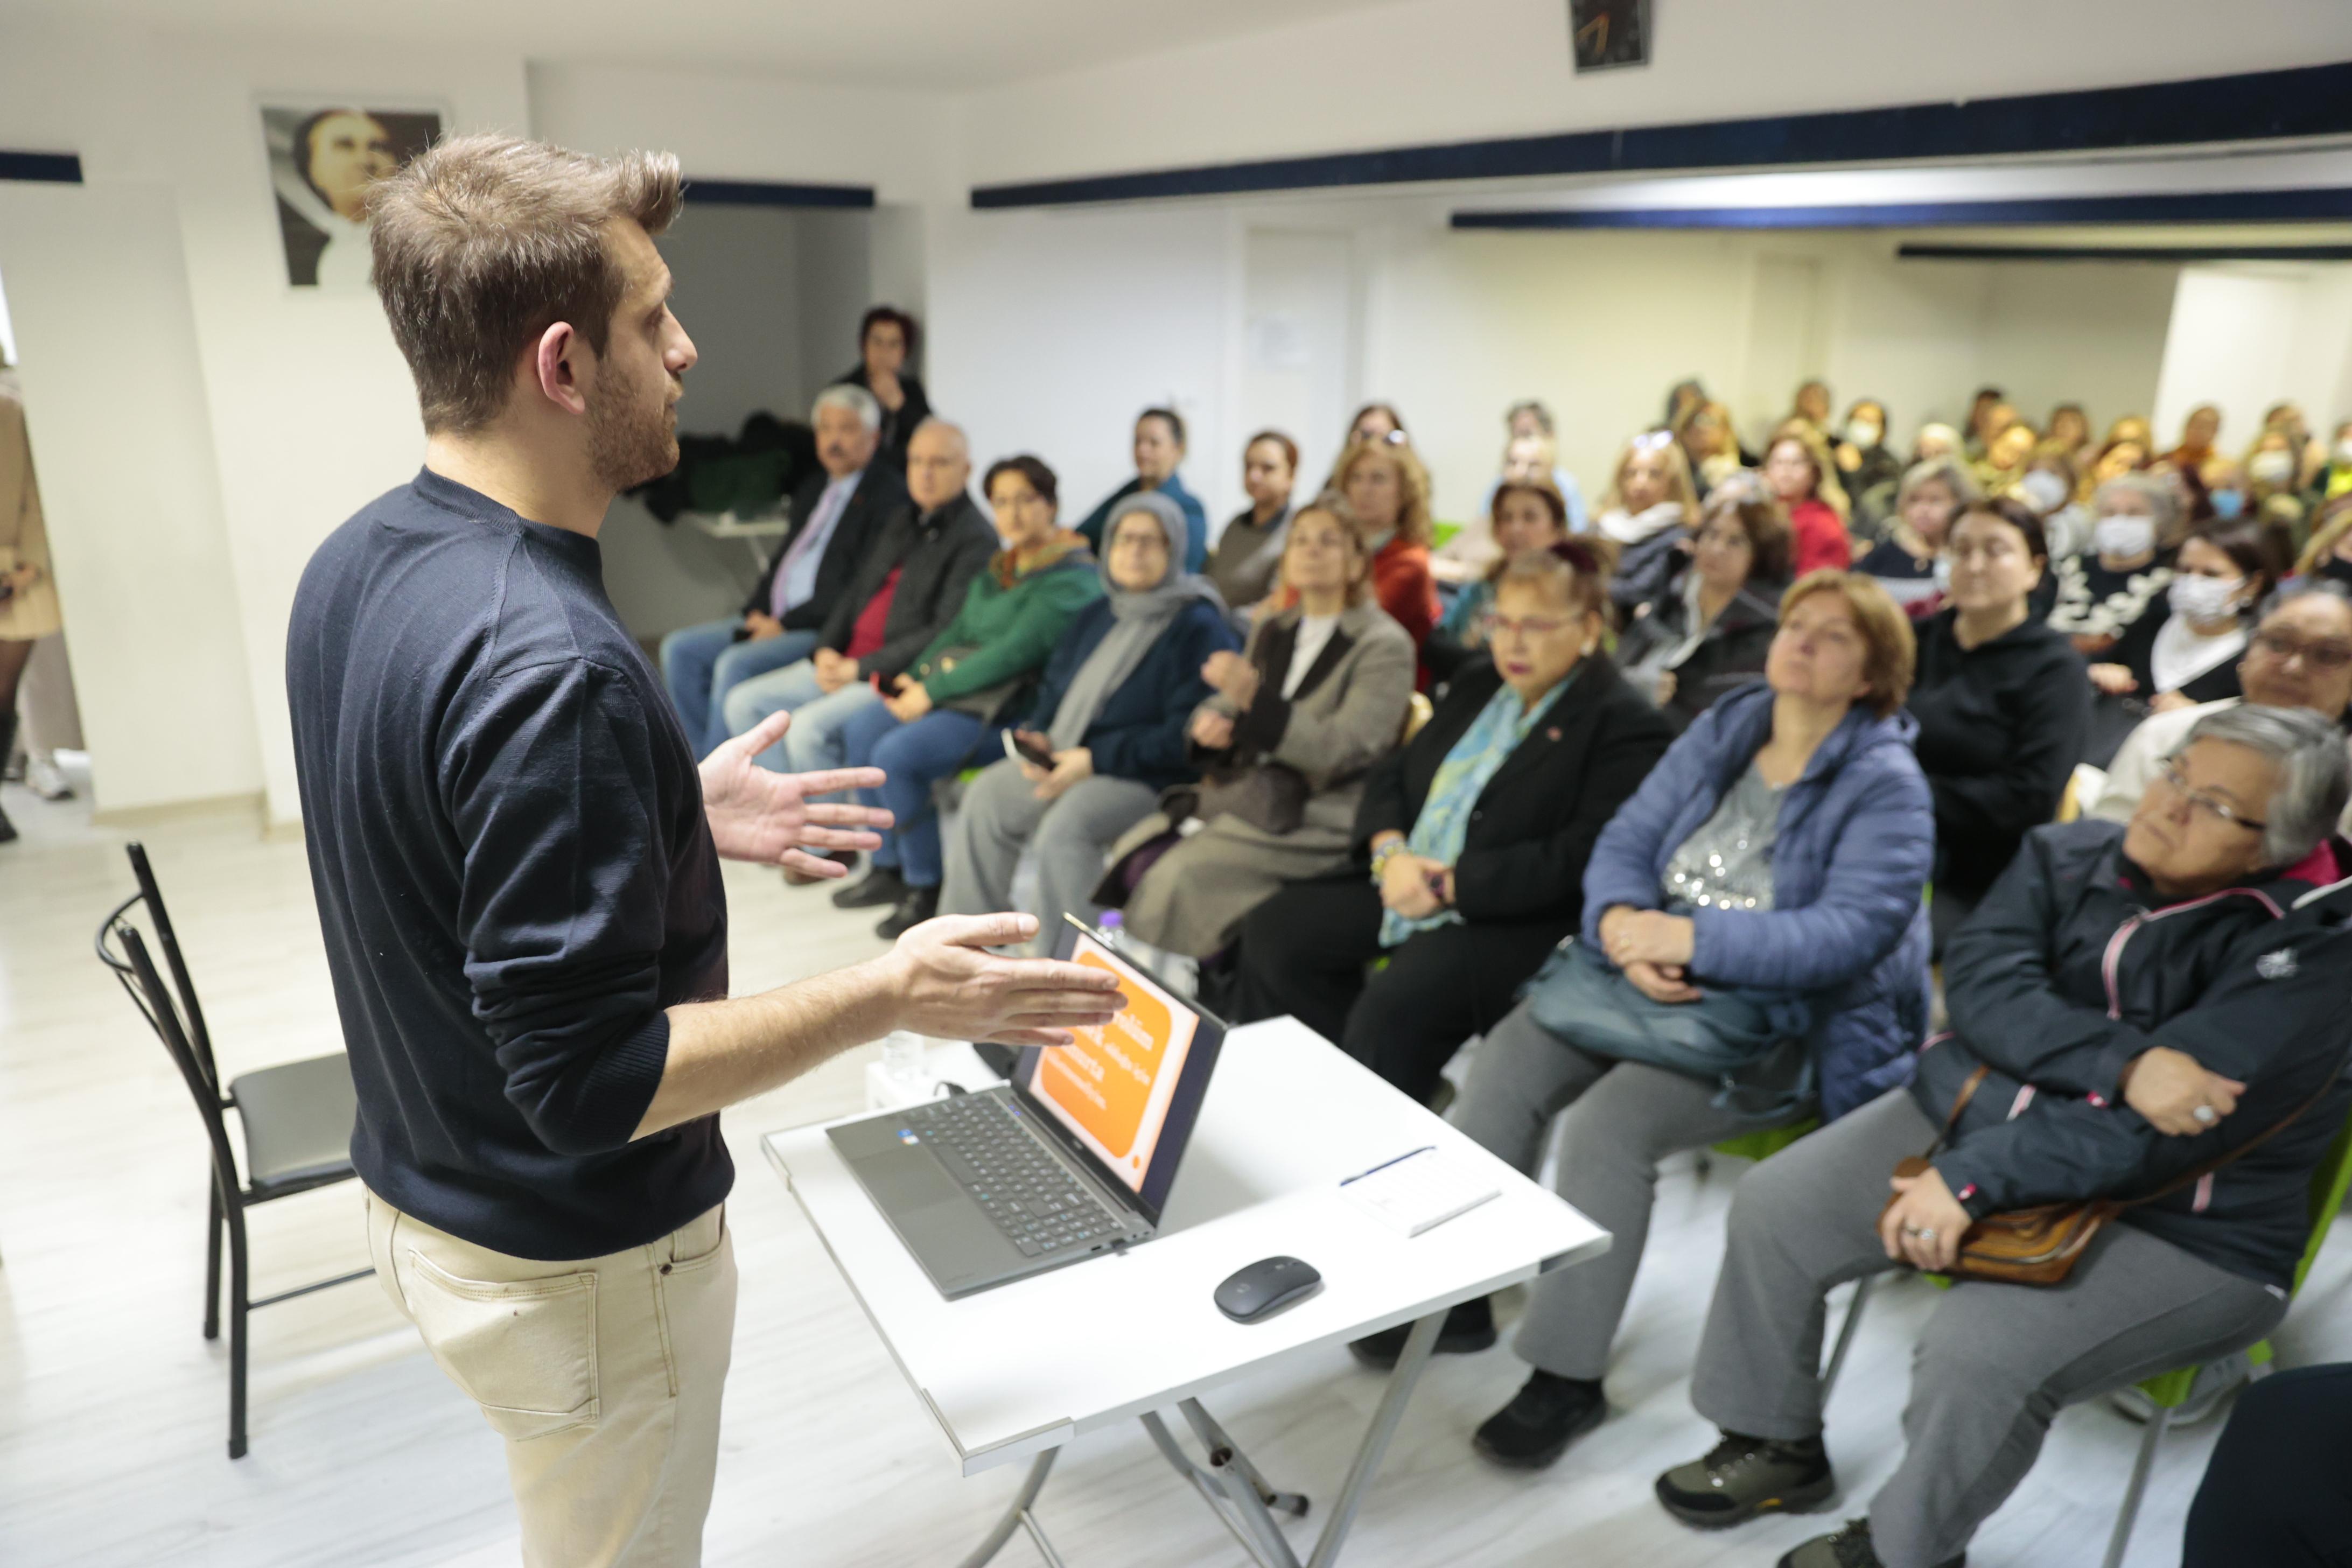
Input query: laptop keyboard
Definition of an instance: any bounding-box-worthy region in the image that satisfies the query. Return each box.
[903,1094,1132,1259]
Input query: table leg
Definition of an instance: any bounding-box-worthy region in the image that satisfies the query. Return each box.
[1304,1308,1444,1568]
[1142,1411,1298,1567]
[955,1447,1061,1568]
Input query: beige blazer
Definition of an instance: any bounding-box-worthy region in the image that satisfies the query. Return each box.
[0,371,61,641]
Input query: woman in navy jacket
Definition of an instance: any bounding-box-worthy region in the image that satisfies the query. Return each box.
[941,493,1235,933]
[1389,570,1934,1474]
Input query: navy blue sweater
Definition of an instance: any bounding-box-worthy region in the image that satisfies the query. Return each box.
[286,469,730,1261]
[1012,597,1236,789]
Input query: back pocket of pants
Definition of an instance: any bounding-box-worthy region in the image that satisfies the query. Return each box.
[404,1249,599,1441]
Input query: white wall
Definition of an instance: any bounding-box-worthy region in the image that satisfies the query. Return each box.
[2152,264,2352,456]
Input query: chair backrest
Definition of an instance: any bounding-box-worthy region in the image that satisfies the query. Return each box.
[122,841,219,1087]
[95,851,243,1198]
[2291,1101,2352,1297]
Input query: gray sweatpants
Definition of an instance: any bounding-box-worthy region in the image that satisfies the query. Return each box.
[1691,1087,2286,1568]
[1448,997,1808,1380]
[940,759,1159,934]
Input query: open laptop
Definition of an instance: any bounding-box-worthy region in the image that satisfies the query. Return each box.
[828,914,1228,1299]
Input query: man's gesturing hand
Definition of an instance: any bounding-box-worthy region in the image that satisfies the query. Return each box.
[884,913,1124,1047]
[699,709,892,877]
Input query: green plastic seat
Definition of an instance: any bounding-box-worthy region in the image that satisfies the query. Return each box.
[1431,520,1464,549]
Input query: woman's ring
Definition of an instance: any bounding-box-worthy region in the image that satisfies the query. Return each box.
[1917,1228,1937,1242]
[2193,1104,2218,1125]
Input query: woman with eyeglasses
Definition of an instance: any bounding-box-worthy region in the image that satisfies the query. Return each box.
[1425,479,1572,684]
[2092,582,2352,831]
[1228,542,1672,1103]
[1655,704,2352,1568]
[1615,489,1792,732]
[1905,498,2089,951]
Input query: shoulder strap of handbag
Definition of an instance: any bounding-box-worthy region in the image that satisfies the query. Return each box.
[1917,1052,2346,1209]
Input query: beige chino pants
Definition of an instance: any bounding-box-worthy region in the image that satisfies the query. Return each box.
[364,1187,737,1567]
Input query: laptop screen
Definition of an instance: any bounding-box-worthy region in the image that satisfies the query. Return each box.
[1012,920,1224,1227]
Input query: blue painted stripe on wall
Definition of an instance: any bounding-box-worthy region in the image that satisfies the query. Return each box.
[1450,186,2352,231]
[1898,244,2352,263]
[685,178,874,209]
[0,150,83,184]
[970,59,2352,209]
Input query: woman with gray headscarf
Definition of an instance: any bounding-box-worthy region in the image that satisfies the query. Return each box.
[942,492,1238,932]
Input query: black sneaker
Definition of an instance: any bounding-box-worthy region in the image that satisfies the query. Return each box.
[874,884,939,940]
[1777,1518,1965,1568]
[1472,1371,1607,1469]
[1348,1297,1495,1369]
[0,801,15,844]
[1655,1429,1835,1529]
[831,865,905,909]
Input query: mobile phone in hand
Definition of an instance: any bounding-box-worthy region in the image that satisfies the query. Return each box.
[1003,730,1056,768]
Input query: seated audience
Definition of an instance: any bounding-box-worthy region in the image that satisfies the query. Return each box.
[1595,430,1701,615]
[1761,431,1852,575]
[2088,431,2152,487]
[1855,457,1978,615]
[1472,398,1588,538]
[2047,473,2179,657]
[1108,505,1416,958]
[1786,379,1833,437]
[1347,401,1407,445]
[1205,430,1297,614]
[2294,496,2352,587]
[720,419,997,817]
[2094,582,2352,828]
[830,456,1103,937]
[1856,423,1963,535]
[2312,418,2352,503]
[1907,499,2088,948]
[1663,377,1708,430]
[1075,407,1209,571]
[832,305,930,474]
[1228,543,1673,1102]
[1427,480,1572,684]
[2164,401,2224,470]
[659,383,908,755]
[1329,436,1443,668]
[941,494,1233,933]
[1676,401,1748,501]
[1961,386,2005,460]
[2185,1362,2352,1568]
[2244,431,2307,543]
[1831,398,1901,514]
[1656,705,2352,1568]
[2088,518,2288,764]
[1974,411,2038,493]
[1616,489,1791,731]
[2012,445,2090,563]
[2046,401,2091,465]
[1396,573,1930,1471]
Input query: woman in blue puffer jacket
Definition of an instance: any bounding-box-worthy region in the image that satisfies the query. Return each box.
[1354,570,1934,1472]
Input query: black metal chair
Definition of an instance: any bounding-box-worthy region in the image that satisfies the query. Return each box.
[95,841,368,1458]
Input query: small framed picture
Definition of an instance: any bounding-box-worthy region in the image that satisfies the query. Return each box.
[1569,0,1651,72]
[259,100,448,289]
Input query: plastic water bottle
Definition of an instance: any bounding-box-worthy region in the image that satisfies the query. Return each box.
[881,1028,927,1087]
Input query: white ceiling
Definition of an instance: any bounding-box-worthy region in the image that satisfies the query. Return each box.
[2,0,1402,87]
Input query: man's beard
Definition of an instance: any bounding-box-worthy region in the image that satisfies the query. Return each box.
[586,380,679,493]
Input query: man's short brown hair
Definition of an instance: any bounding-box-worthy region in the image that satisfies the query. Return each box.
[369,134,683,433]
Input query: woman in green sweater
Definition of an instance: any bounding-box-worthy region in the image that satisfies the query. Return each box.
[831,454,1104,936]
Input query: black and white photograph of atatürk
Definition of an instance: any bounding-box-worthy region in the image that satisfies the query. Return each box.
[261,103,445,288]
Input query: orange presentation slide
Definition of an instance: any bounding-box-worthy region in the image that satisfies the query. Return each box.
[1032,943,1196,1188]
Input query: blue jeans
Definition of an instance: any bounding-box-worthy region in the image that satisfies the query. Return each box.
[839,703,994,888]
[719,659,830,771]
[658,619,820,758]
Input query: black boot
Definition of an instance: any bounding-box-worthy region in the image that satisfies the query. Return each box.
[1348,1296,1495,1369]
[1472,1370,1608,1468]
[875,884,939,940]
[0,710,17,844]
[831,863,906,909]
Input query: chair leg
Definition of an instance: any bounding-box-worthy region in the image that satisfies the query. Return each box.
[226,1199,250,1460]
[2101,1398,2171,1568]
[1819,1275,1874,1402]
[203,1174,223,1342]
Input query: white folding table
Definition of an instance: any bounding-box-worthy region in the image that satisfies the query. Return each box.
[761,1016,1611,1567]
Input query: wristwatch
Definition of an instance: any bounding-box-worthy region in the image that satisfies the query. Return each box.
[1369,840,1404,884]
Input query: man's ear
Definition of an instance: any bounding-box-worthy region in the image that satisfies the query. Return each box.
[532,321,590,418]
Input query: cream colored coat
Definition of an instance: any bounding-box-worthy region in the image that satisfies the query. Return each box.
[0,371,61,642]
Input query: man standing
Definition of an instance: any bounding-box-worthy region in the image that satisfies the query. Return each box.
[286,135,1118,1567]
[659,384,908,757]
[718,418,997,790]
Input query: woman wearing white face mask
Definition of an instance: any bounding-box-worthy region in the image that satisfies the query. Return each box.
[1832,398,1901,523]
[2010,450,2090,565]
[2087,518,2288,761]
[2047,473,2180,661]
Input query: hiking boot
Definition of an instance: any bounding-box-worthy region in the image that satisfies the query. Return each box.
[1348,1297,1495,1369]
[1777,1518,1965,1568]
[874,884,939,940]
[1472,1370,1607,1468]
[831,864,905,909]
[1655,1429,1835,1529]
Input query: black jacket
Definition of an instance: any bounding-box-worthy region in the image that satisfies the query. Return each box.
[1614,573,1783,733]
[1352,660,1672,928]
[1906,608,2089,899]
[741,464,911,630]
[1922,820,2352,1290]
[834,366,932,475]
[818,491,998,682]
[2110,598,2249,708]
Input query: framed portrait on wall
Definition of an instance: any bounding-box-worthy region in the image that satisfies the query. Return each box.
[259,100,447,289]
[1568,0,1651,72]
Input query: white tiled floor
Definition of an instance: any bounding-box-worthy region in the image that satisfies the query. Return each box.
[2,772,2343,1566]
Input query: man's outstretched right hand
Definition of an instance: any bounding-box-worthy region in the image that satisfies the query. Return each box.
[884,913,1125,1048]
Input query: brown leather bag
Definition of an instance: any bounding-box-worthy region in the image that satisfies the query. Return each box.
[1888,1062,2329,1287]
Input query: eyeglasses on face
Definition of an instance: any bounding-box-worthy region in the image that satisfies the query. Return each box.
[2153,758,2267,833]
[1478,611,1577,642]
[2249,629,2352,673]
